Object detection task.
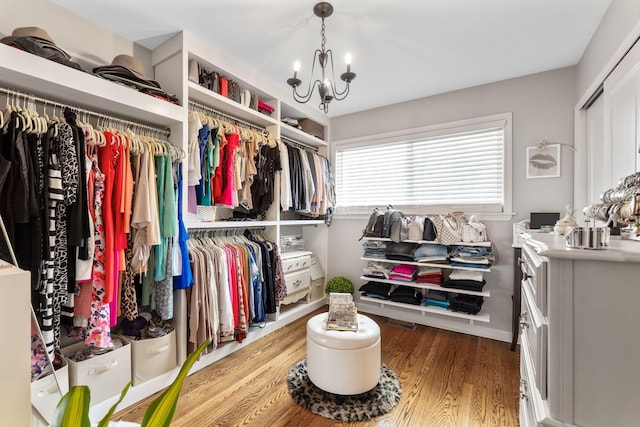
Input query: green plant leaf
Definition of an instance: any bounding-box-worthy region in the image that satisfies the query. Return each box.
[141,339,211,427]
[97,381,132,427]
[49,385,91,427]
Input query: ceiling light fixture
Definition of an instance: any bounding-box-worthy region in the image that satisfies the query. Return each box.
[286,2,356,114]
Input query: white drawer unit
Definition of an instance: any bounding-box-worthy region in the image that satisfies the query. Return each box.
[520,243,548,316]
[284,269,311,295]
[280,250,312,307]
[520,232,640,427]
[520,283,547,399]
[281,255,311,274]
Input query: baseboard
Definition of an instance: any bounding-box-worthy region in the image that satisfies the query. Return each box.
[357,303,512,343]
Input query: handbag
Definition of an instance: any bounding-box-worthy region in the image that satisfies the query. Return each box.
[188,59,199,83]
[433,212,466,245]
[390,216,409,243]
[228,79,241,103]
[462,216,487,243]
[407,216,425,241]
[359,208,385,240]
[382,206,404,238]
[423,217,438,241]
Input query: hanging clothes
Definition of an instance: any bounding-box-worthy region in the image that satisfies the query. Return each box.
[280,140,335,217]
[185,231,283,352]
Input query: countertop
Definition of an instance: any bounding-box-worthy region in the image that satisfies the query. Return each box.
[522,232,640,263]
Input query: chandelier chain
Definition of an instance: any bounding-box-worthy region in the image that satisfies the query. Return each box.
[321,17,326,52]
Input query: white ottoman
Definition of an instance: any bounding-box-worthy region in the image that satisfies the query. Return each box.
[306,312,381,395]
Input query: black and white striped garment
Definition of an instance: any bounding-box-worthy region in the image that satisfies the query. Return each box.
[40,148,63,356]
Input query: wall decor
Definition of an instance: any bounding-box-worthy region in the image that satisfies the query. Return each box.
[526,143,560,179]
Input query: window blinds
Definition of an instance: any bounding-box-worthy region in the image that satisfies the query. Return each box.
[335,126,505,210]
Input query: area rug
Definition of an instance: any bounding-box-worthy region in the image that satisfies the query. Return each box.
[287,359,402,421]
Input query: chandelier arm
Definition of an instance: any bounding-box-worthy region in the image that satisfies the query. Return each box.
[325,49,350,99]
[291,49,324,101]
[293,79,322,104]
[332,82,350,101]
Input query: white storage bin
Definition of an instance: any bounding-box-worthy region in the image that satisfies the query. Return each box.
[120,330,177,386]
[31,360,69,423]
[62,340,131,404]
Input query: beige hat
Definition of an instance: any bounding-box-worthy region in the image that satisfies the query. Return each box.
[107,54,149,80]
[11,26,55,44]
[0,26,71,59]
[93,54,161,88]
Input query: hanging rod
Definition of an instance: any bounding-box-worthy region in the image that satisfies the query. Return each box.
[188,100,267,134]
[0,86,171,138]
[188,226,266,236]
[281,135,319,153]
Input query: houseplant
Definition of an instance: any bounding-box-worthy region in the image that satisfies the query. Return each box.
[325,276,354,294]
[50,339,211,427]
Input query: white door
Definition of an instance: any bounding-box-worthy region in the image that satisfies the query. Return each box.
[603,39,640,187]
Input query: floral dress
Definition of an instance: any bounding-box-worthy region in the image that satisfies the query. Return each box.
[85,151,112,348]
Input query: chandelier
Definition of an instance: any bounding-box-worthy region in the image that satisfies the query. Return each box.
[286,2,356,114]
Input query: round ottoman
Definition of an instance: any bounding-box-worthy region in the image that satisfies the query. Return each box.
[306,312,381,395]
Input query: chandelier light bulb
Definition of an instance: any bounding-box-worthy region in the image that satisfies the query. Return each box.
[293,61,300,79]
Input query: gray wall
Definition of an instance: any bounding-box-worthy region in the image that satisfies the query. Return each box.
[329,67,577,336]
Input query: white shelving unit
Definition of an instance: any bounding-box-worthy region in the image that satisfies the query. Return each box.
[2,30,332,419]
[358,237,492,325]
[359,296,491,323]
[359,276,490,297]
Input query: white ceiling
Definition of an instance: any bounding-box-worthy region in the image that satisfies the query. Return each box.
[52,0,612,117]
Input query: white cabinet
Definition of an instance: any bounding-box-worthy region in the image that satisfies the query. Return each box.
[357,237,491,324]
[520,233,640,427]
[0,262,30,426]
[280,250,312,306]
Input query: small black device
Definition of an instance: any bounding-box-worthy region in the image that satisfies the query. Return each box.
[530,212,560,229]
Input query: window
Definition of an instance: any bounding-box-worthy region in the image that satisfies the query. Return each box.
[334,113,511,215]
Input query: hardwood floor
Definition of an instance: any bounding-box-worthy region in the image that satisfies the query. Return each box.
[115,309,520,426]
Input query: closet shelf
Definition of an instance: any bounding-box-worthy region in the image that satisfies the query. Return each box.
[279,219,325,226]
[186,220,278,230]
[359,276,490,297]
[0,44,183,125]
[360,257,492,272]
[188,82,279,128]
[359,296,490,323]
[362,237,492,247]
[280,122,327,148]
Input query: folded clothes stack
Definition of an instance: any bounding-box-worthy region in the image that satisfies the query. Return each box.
[389,264,417,282]
[415,266,443,285]
[258,100,275,115]
[359,281,393,299]
[450,294,484,314]
[363,240,387,258]
[424,289,450,309]
[281,117,300,128]
[390,286,422,305]
[442,270,486,291]
[413,243,448,262]
[363,261,392,279]
[448,245,494,269]
[385,242,418,262]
